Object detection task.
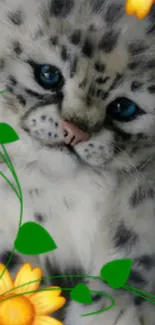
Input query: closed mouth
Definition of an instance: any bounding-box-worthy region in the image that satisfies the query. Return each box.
[51,143,81,161]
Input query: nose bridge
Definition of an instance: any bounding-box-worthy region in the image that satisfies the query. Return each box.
[62,79,88,122]
[61,74,103,145]
[62,86,103,133]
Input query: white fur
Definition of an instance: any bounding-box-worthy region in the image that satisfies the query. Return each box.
[0,1,155,324]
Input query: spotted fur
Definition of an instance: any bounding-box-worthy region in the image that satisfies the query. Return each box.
[0,0,155,324]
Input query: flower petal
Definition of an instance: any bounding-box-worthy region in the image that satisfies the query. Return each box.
[136,1,153,19]
[33,316,64,325]
[14,263,42,296]
[126,0,153,18]
[126,0,135,15]
[30,286,66,315]
[0,264,13,295]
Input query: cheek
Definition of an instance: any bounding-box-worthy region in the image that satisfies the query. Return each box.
[116,115,155,136]
[21,104,64,143]
[75,129,115,166]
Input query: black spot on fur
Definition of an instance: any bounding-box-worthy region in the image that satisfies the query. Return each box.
[88,24,96,32]
[6,85,13,93]
[147,24,155,34]
[134,297,144,306]
[135,255,155,270]
[96,89,108,100]
[137,133,145,139]
[131,81,143,92]
[82,38,94,58]
[146,6,155,34]
[50,0,74,17]
[99,30,119,53]
[128,42,147,56]
[148,85,155,93]
[70,30,81,45]
[8,10,24,25]
[102,92,109,100]
[96,89,107,99]
[13,41,22,55]
[29,188,39,196]
[91,0,105,12]
[90,294,102,302]
[0,58,5,70]
[147,59,155,69]
[94,62,105,73]
[1,251,21,270]
[148,4,155,21]
[109,74,122,91]
[49,117,53,123]
[131,145,139,154]
[61,46,69,61]
[34,28,44,40]
[45,258,86,321]
[49,36,58,46]
[129,270,147,285]
[79,78,87,89]
[25,89,45,100]
[129,186,155,208]
[34,213,45,223]
[113,221,138,248]
[105,4,123,24]
[9,75,17,86]
[128,61,143,70]
[88,86,95,96]
[17,95,26,106]
[96,76,109,84]
[70,57,78,78]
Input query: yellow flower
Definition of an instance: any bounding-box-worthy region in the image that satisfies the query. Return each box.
[0,263,66,325]
[126,0,154,19]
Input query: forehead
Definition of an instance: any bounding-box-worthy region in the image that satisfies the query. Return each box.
[4,0,154,69]
[2,0,155,108]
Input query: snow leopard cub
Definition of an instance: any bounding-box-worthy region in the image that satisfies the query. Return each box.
[0,0,155,324]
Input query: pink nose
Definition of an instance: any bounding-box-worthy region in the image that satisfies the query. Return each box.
[63,121,90,146]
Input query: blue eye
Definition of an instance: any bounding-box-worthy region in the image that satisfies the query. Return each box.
[107,97,144,122]
[34,64,64,90]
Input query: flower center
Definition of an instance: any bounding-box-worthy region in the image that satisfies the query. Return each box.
[0,295,35,325]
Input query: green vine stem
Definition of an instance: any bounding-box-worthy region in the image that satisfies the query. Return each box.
[0,281,115,317]
[1,141,155,316]
[0,144,23,279]
[124,284,155,304]
[0,90,8,95]
[0,274,102,298]
[0,144,115,317]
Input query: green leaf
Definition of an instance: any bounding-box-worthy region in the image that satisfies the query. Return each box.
[0,90,8,94]
[0,123,19,144]
[100,259,132,289]
[15,222,57,255]
[70,283,92,305]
